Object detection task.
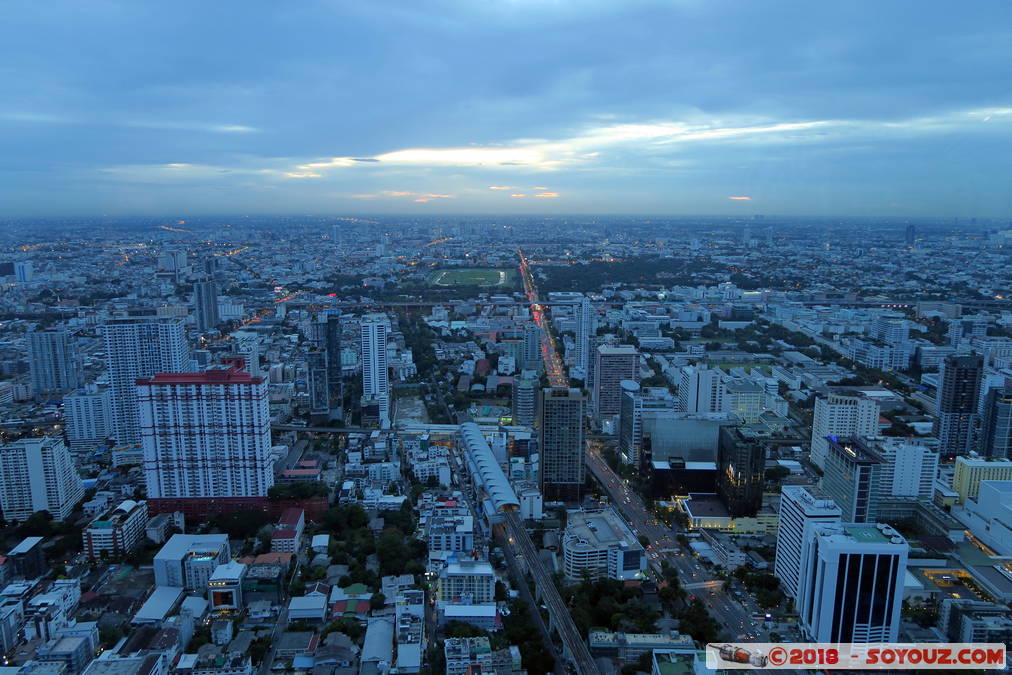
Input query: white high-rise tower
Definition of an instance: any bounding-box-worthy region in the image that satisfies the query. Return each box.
[774,486,842,601]
[360,314,390,427]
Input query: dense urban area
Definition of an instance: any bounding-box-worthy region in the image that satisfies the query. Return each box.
[0,215,1010,674]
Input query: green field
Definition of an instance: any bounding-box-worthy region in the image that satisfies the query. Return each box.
[428,268,515,287]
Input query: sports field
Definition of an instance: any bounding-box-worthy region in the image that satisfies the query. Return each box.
[428,268,515,287]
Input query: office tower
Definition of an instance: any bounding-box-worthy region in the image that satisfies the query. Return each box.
[325,314,343,420]
[539,387,585,502]
[512,372,539,428]
[821,436,883,523]
[904,223,916,247]
[14,262,33,283]
[193,280,220,331]
[574,297,594,375]
[797,522,908,643]
[939,599,1012,644]
[137,365,274,516]
[716,426,765,517]
[522,323,543,371]
[934,354,984,458]
[27,330,82,397]
[810,392,879,470]
[872,314,910,344]
[723,380,764,423]
[980,387,1012,458]
[678,364,725,414]
[64,387,113,450]
[592,345,639,417]
[103,318,190,445]
[618,381,674,465]
[360,314,390,427]
[0,437,84,522]
[307,350,328,417]
[774,486,842,601]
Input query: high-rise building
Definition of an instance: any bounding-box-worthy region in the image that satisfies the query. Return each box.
[618,381,674,466]
[103,318,190,445]
[193,280,220,331]
[539,387,585,502]
[904,223,916,247]
[0,437,84,522]
[678,365,725,414]
[522,323,542,371]
[774,486,842,601]
[14,262,33,283]
[821,436,883,523]
[797,522,908,643]
[810,392,879,470]
[27,330,82,397]
[325,314,343,420]
[511,372,539,428]
[360,314,390,427]
[980,387,1012,459]
[64,386,113,450]
[592,345,639,418]
[934,354,984,458]
[716,426,765,517]
[306,350,328,418]
[137,365,274,517]
[574,297,594,375]
[952,455,1012,504]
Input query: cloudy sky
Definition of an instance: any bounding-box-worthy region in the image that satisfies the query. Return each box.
[2,0,1011,217]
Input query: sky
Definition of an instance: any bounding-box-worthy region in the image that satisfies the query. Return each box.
[2,0,1012,218]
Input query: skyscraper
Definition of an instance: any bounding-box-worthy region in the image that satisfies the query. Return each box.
[27,329,82,397]
[980,387,1012,459]
[103,318,190,445]
[325,313,343,420]
[574,297,594,375]
[592,345,639,418]
[193,280,220,331]
[678,364,724,414]
[0,437,84,522]
[716,426,765,517]
[774,486,841,601]
[797,522,908,643]
[810,391,879,470]
[360,314,390,427]
[522,323,543,371]
[512,372,539,428]
[137,365,274,517]
[64,386,113,451]
[306,350,329,418]
[539,387,585,502]
[934,354,984,458]
[821,436,883,523]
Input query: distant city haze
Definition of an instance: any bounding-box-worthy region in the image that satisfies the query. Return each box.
[1,1,1011,217]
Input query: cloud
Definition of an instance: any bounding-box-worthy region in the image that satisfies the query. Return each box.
[533,186,549,190]
[488,185,514,190]
[534,192,559,198]
[510,193,526,198]
[728,196,751,200]
[352,190,454,201]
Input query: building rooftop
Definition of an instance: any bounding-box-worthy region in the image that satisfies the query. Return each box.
[136,366,263,386]
[565,507,640,550]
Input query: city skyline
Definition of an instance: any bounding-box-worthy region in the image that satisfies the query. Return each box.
[2,1,1012,217]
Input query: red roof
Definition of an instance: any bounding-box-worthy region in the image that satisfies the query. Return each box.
[278,508,304,527]
[137,366,263,386]
[272,529,297,540]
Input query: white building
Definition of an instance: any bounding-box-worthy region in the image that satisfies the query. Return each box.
[437,560,495,604]
[562,508,646,581]
[360,315,390,427]
[137,365,274,511]
[574,297,594,376]
[774,486,841,600]
[678,365,725,414]
[64,387,112,450]
[957,481,1012,556]
[810,392,879,470]
[27,330,81,397]
[0,437,83,521]
[103,318,190,445]
[84,499,148,560]
[153,534,230,591]
[798,522,907,643]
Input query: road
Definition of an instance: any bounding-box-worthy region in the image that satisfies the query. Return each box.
[585,445,768,642]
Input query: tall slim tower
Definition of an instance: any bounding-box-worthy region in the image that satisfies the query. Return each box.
[539,387,585,502]
[716,426,765,517]
[193,280,220,331]
[522,323,543,371]
[574,297,594,375]
[27,329,82,398]
[592,345,639,418]
[325,314,343,420]
[774,486,841,601]
[137,365,274,517]
[360,314,390,427]
[810,392,880,470]
[934,354,984,458]
[103,318,190,445]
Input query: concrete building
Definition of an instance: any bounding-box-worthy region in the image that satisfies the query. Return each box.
[539,387,585,502]
[798,522,908,643]
[716,426,765,517]
[618,381,674,465]
[0,437,83,522]
[952,455,1012,504]
[511,372,538,428]
[103,318,190,445]
[678,364,724,414]
[192,280,220,332]
[774,486,841,600]
[939,599,1012,644]
[436,560,495,604]
[324,313,343,420]
[810,392,879,470]
[959,481,1012,556]
[360,315,390,427]
[592,345,639,418]
[27,330,81,398]
[574,297,594,376]
[208,561,246,612]
[137,365,273,516]
[561,508,646,581]
[153,534,230,591]
[980,387,1012,459]
[63,387,112,451]
[934,354,984,458]
[84,499,148,560]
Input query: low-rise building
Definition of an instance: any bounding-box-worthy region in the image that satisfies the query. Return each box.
[561,508,646,581]
[84,500,148,560]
